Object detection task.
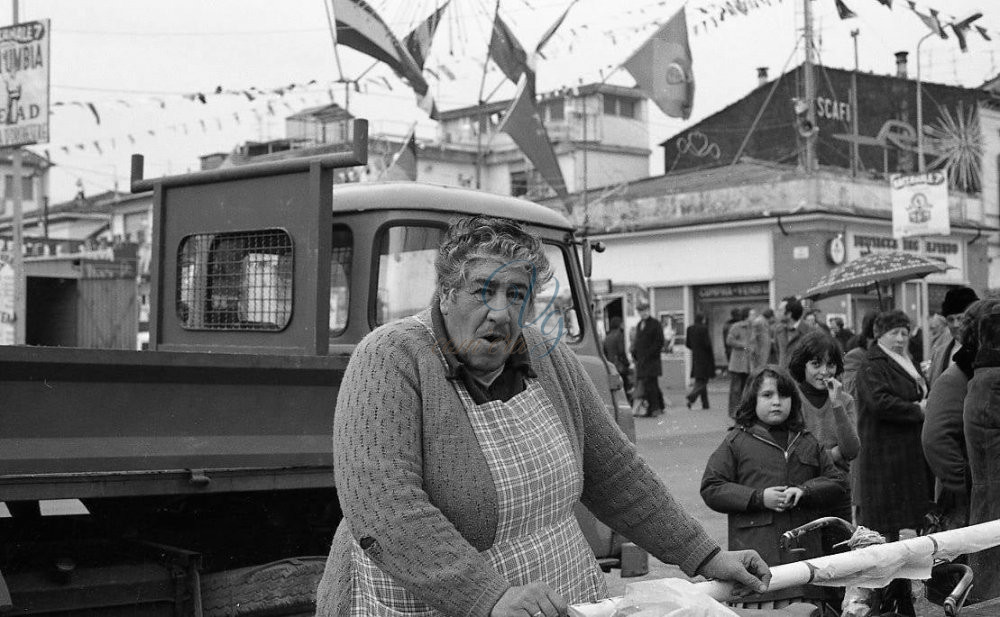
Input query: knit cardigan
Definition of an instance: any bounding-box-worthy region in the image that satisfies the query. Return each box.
[315,310,719,616]
[796,386,860,468]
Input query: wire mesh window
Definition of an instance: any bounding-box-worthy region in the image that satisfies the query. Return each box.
[177,229,293,331]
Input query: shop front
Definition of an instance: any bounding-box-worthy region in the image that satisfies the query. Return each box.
[693,281,771,369]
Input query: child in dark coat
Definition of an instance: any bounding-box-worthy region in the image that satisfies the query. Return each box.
[701,365,848,567]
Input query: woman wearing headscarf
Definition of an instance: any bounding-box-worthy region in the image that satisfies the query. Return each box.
[316,216,770,617]
[854,310,932,540]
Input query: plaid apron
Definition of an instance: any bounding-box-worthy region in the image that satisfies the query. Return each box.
[348,318,607,615]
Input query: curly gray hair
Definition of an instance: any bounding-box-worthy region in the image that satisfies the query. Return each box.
[435,215,554,299]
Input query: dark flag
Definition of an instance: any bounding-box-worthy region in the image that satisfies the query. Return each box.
[623,7,694,120]
[535,0,578,58]
[489,14,530,86]
[331,0,437,118]
[834,0,857,19]
[497,75,568,201]
[404,2,450,69]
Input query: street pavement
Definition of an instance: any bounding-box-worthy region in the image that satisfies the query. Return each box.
[604,378,734,597]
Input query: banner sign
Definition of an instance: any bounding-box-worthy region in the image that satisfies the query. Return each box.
[890,171,949,238]
[0,20,50,146]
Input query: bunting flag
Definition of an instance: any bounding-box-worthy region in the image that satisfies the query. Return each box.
[489,13,530,86]
[496,74,568,201]
[976,25,992,41]
[330,0,438,119]
[876,0,892,7]
[951,12,983,52]
[623,7,694,120]
[534,0,578,59]
[404,1,449,70]
[835,0,857,19]
[383,124,418,181]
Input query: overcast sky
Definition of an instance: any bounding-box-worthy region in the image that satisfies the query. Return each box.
[10,0,999,203]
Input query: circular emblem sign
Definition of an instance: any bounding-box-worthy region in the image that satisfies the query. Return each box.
[827,235,846,265]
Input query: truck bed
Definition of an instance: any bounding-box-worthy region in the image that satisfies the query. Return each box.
[0,346,345,501]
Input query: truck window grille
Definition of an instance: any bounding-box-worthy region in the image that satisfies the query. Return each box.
[176,229,293,331]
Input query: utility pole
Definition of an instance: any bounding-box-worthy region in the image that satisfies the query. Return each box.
[802,0,817,172]
[850,29,860,177]
[9,0,24,345]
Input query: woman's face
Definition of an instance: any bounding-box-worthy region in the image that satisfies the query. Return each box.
[755,376,792,426]
[878,326,910,355]
[804,357,836,390]
[440,257,531,378]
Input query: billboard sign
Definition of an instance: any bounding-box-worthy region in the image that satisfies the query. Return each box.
[890,171,950,238]
[0,19,49,146]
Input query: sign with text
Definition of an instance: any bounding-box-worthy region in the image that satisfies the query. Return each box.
[890,171,949,238]
[0,20,49,146]
[846,231,965,283]
[0,253,15,345]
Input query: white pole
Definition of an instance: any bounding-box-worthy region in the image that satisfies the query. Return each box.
[9,0,24,345]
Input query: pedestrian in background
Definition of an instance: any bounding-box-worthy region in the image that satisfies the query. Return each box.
[928,287,979,390]
[829,316,853,354]
[749,308,772,373]
[854,310,931,541]
[725,307,752,417]
[701,365,847,570]
[722,307,742,368]
[602,317,631,405]
[773,297,812,368]
[686,313,714,410]
[632,302,665,417]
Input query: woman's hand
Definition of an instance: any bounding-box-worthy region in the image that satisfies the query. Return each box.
[491,583,567,617]
[825,376,843,400]
[697,549,771,596]
[761,486,788,511]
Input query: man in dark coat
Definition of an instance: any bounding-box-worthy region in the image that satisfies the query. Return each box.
[603,316,632,404]
[927,286,979,390]
[685,313,714,410]
[632,302,665,417]
[773,296,812,368]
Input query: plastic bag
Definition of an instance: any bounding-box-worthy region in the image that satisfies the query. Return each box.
[610,578,738,617]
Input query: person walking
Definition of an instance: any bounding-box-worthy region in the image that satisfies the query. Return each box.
[602,317,632,405]
[632,302,666,417]
[685,313,714,410]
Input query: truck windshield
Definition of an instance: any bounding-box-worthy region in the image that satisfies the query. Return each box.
[374,225,582,341]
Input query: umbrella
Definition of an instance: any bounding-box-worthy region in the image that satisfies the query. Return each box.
[803,250,952,306]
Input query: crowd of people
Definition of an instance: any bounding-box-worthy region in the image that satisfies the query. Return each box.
[689,286,1000,607]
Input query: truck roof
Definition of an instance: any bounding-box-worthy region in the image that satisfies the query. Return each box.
[332,181,573,231]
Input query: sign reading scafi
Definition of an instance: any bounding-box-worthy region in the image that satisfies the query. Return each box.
[890,171,950,239]
[0,20,49,147]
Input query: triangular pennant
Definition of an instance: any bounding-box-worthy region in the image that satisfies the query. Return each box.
[876,0,891,7]
[835,0,857,19]
[622,7,694,120]
[403,1,449,69]
[975,25,991,41]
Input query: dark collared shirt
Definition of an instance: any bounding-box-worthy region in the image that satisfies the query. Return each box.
[430,299,536,404]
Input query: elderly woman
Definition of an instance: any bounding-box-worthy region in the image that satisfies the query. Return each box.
[854,310,932,540]
[964,298,1000,601]
[316,216,769,617]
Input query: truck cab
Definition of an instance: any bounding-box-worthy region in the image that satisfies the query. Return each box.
[0,120,640,616]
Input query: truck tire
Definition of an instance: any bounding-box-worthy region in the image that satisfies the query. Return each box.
[200,556,326,617]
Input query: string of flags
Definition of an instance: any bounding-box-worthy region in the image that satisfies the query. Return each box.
[830,0,991,53]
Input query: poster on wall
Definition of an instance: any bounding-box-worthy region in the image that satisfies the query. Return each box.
[890,171,949,238]
[0,253,15,345]
[0,19,50,146]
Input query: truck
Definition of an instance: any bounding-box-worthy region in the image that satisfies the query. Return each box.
[0,120,639,616]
